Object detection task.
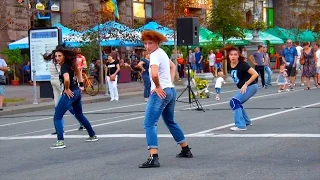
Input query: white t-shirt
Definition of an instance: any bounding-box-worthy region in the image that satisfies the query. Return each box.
[149,48,174,91]
[296,46,303,64]
[0,58,7,76]
[316,49,320,68]
[208,53,215,66]
[215,77,225,88]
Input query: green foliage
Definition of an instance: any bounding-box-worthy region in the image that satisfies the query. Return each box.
[200,39,222,61]
[247,21,267,31]
[208,0,246,44]
[194,78,209,99]
[0,48,26,80]
[80,31,100,74]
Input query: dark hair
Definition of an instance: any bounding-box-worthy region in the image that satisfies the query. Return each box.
[315,43,320,47]
[223,45,246,62]
[258,45,263,49]
[52,45,77,72]
[302,42,309,47]
[112,47,116,51]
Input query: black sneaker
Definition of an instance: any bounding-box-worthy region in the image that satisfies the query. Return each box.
[176,150,193,158]
[139,156,160,168]
[51,131,65,135]
[78,126,86,131]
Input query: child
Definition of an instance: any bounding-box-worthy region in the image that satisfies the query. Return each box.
[276,64,290,93]
[215,71,226,100]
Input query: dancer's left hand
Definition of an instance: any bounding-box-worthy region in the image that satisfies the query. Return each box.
[240,84,248,94]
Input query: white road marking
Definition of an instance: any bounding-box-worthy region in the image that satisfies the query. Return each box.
[190,102,320,135]
[1,133,319,140]
[6,88,307,137]
[0,89,240,127]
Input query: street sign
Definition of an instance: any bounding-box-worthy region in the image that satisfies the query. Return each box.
[28,27,62,81]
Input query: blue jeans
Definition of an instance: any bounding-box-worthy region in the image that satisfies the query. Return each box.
[264,66,273,85]
[54,88,95,140]
[56,95,83,127]
[231,84,258,128]
[195,63,203,73]
[142,73,151,98]
[143,88,186,149]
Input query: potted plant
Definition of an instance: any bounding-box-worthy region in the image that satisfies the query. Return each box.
[0,48,25,86]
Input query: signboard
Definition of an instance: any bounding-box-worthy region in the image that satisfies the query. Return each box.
[187,0,212,10]
[29,27,62,81]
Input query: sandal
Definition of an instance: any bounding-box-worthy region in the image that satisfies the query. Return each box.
[305,87,310,90]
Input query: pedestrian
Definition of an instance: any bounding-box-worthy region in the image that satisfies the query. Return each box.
[137,52,151,102]
[263,46,273,86]
[0,57,8,111]
[194,47,203,73]
[249,45,266,88]
[226,45,259,131]
[43,50,86,134]
[215,49,224,76]
[214,71,225,101]
[49,46,98,149]
[208,49,216,78]
[276,64,290,93]
[295,41,305,86]
[139,30,193,168]
[282,39,298,90]
[314,43,320,86]
[301,42,318,90]
[105,55,120,101]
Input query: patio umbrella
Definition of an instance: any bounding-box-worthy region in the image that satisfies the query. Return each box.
[289,28,318,42]
[244,30,284,45]
[136,21,174,45]
[265,27,295,42]
[198,27,248,45]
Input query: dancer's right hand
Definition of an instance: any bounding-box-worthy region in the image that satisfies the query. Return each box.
[153,87,166,99]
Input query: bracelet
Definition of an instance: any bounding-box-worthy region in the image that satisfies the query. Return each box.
[79,82,84,87]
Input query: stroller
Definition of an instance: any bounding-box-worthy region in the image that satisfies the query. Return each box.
[185,69,210,99]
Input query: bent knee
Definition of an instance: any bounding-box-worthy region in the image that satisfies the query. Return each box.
[229,98,242,110]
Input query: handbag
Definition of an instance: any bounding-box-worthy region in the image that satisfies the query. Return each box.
[300,55,305,65]
[0,75,6,85]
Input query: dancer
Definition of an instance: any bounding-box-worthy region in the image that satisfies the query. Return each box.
[226,46,259,131]
[43,50,86,134]
[139,30,193,168]
[137,52,151,101]
[276,64,289,93]
[49,46,98,149]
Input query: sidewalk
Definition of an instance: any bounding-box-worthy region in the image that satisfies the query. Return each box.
[0,72,297,116]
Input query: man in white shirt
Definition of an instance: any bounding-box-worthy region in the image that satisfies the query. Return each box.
[315,43,320,85]
[139,30,193,168]
[295,41,304,86]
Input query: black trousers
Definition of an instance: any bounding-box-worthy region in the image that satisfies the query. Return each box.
[255,65,265,87]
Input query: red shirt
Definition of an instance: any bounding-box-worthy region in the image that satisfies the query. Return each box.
[215,52,223,63]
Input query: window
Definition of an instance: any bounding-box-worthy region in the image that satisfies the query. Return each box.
[133,0,153,22]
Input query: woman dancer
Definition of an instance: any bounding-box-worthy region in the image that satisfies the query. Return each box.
[137,52,151,101]
[226,46,259,131]
[49,46,98,149]
[139,30,193,168]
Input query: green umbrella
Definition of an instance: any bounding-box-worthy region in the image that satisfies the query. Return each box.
[199,27,249,45]
[244,30,284,45]
[265,27,295,42]
[289,28,318,42]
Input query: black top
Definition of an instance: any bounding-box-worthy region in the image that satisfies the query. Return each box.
[141,58,150,75]
[230,61,256,89]
[106,60,119,76]
[60,63,78,91]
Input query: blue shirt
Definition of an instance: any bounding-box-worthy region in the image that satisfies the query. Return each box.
[194,52,202,63]
[23,65,30,72]
[282,46,298,66]
[141,58,150,75]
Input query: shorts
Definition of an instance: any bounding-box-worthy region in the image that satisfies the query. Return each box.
[317,67,320,73]
[215,88,221,94]
[0,85,5,96]
[286,66,296,77]
[215,62,222,70]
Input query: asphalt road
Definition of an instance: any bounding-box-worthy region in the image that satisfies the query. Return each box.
[0,84,319,180]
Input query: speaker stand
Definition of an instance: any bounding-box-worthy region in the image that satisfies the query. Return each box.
[176,47,204,112]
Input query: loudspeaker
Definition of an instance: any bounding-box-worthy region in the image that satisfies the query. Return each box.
[176,17,200,46]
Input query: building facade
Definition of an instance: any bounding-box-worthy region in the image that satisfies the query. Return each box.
[0,0,316,51]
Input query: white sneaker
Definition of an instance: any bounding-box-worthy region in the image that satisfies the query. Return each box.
[300,83,305,86]
[115,98,119,101]
[215,97,220,101]
[230,127,247,131]
[110,99,114,101]
[278,90,282,93]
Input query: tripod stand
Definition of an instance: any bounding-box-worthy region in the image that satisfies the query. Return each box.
[176,48,204,112]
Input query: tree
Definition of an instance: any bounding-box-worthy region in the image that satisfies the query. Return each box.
[208,0,246,76]
[276,0,320,41]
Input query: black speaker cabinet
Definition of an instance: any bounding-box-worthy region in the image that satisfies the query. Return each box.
[176,17,200,46]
